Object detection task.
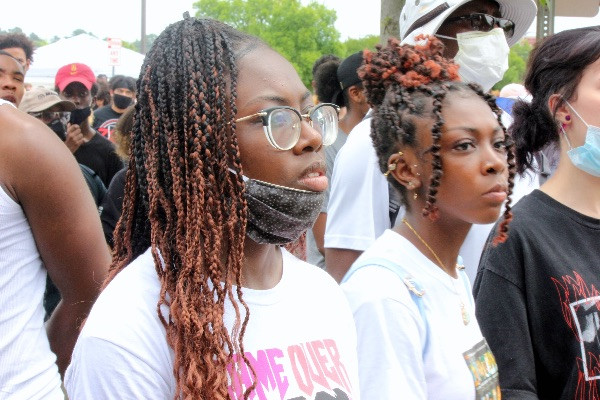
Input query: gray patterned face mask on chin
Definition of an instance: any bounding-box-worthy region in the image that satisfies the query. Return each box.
[243,177,325,245]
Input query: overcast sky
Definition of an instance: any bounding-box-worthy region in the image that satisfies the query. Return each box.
[2,0,599,44]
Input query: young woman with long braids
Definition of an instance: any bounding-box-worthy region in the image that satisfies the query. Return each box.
[341,36,514,399]
[474,27,600,399]
[64,17,359,399]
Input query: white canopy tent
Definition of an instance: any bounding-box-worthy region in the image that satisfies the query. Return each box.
[26,34,145,88]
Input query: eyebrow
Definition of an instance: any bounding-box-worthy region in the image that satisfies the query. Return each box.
[242,90,312,109]
[0,66,24,78]
[445,126,503,134]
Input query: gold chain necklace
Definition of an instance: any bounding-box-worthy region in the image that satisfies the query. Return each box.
[402,218,470,326]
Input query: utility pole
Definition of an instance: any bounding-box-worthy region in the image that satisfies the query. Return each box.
[536,0,555,41]
[141,0,147,54]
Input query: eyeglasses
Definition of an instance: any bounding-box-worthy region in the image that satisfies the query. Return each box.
[445,13,515,38]
[236,103,340,150]
[29,111,71,122]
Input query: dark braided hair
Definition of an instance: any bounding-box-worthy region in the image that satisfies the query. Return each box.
[360,36,515,243]
[107,17,265,399]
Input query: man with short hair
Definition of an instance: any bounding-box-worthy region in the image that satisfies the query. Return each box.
[0,51,110,398]
[325,0,538,282]
[0,32,34,72]
[0,50,25,106]
[93,75,136,139]
[55,63,124,186]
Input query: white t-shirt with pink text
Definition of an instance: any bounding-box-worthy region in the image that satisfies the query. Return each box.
[64,247,359,400]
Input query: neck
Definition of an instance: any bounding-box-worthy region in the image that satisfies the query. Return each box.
[240,238,283,290]
[541,155,600,218]
[111,104,127,114]
[339,107,366,135]
[396,213,471,277]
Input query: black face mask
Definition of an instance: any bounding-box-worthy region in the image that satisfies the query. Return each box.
[69,107,91,125]
[47,119,66,141]
[244,178,325,245]
[113,93,133,109]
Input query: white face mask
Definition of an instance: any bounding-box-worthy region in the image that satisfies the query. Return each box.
[437,28,510,92]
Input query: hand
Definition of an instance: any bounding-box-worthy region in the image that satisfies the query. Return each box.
[64,123,87,153]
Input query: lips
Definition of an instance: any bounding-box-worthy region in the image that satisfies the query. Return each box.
[1,94,16,105]
[482,183,508,203]
[298,161,328,192]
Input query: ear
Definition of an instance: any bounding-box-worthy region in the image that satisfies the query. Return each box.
[387,149,422,191]
[348,85,366,104]
[548,93,570,125]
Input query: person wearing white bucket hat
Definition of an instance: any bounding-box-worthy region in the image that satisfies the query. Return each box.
[324,0,537,285]
[400,0,536,48]
[400,0,536,92]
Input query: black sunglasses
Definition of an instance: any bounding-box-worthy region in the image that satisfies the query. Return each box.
[445,13,515,38]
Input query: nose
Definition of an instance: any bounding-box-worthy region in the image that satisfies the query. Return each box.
[481,144,507,175]
[293,119,323,154]
[1,77,16,90]
[70,96,82,107]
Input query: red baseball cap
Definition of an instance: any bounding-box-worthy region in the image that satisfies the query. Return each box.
[55,63,96,92]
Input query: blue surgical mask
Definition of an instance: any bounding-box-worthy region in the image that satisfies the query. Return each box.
[562,101,600,177]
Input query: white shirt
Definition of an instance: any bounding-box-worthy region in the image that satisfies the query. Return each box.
[325,117,390,251]
[342,230,499,400]
[65,248,360,400]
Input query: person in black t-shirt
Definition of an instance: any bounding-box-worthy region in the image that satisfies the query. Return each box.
[55,63,124,187]
[93,75,136,140]
[474,27,600,400]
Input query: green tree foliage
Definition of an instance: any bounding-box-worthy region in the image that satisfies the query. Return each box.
[28,33,47,48]
[342,35,379,58]
[122,34,158,53]
[70,29,95,38]
[493,40,532,91]
[193,0,343,86]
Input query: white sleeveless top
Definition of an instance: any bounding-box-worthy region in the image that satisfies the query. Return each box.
[0,99,63,399]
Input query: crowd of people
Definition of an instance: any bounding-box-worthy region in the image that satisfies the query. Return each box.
[0,0,599,399]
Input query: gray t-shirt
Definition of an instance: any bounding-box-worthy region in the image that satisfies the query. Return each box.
[306,128,348,268]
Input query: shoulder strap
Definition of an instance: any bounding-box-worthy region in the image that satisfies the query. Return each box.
[342,257,430,355]
[388,184,402,227]
[79,163,107,208]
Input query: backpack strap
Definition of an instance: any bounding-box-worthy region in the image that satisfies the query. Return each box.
[388,184,402,227]
[79,163,107,209]
[342,257,430,355]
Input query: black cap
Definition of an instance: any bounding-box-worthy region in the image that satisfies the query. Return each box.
[332,51,364,105]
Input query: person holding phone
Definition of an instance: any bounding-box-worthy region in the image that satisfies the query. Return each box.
[55,63,123,187]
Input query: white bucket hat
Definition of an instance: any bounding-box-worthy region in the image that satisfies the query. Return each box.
[400,0,537,47]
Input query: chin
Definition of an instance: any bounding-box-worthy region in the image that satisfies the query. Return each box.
[475,210,504,225]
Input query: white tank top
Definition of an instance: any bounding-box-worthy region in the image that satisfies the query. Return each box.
[0,102,63,399]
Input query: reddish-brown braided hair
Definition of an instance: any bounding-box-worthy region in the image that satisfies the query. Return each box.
[106,17,265,399]
[359,36,515,243]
